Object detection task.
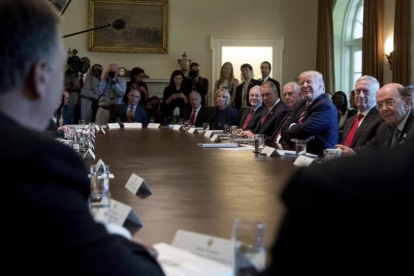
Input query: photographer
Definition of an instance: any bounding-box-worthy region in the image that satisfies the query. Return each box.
[80,64,102,123]
[185,62,209,105]
[96,63,126,124]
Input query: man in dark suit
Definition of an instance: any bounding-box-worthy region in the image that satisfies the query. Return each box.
[270,82,302,145]
[338,83,414,156]
[110,89,149,126]
[241,81,289,140]
[336,76,382,148]
[182,91,212,127]
[234,63,262,110]
[259,61,281,98]
[57,90,75,126]
[0,1,164,274]
[262,141,414,275]
[239,86,265,132]
[280,71,338,156]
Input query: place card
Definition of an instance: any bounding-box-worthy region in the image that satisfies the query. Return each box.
[83,148,96,160]
[101,127,106,134]
[124,123,142,129]
[107,123,120,129]
[110,199,142,227]
[188,127,196,133]
[148,123,160,129]
[210,134,219,142]
[172,229,233,266]
[293,155,315,167]
[173,125,181,131]
[95,125,100,131]
[89,143,95,150]
[125,173,152,196]
[204,130,213,137]
[260,146,276,157]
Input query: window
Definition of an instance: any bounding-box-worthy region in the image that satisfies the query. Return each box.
[334,0,364,94]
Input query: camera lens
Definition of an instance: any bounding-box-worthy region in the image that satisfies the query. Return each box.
[108,71,115,79]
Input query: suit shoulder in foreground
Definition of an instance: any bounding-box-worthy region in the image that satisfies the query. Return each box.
[263,141,414,275]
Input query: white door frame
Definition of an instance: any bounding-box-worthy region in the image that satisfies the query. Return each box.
[210,36,285,105]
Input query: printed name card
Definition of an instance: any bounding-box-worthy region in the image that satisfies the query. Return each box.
[83,148,96,160]
[110,199,142,227]
[204,130,213,137]
[95,125,100,131]
[261,146,276,157]
[124,123,142,129]
[293,155,315,167]
[172,229,233,266]
[125,173,152,196]
[107,123,120,129]
[210,134,219,142]
[173,125,182,131]
[101,127,106,134]
[188,127,196,133]
[148,123,160,129]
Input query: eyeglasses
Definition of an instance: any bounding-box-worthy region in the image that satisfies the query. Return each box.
[375,99,397,110]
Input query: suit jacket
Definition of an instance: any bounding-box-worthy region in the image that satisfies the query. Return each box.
[1,112,164,275]
[239,104,265,132]
[262,141,414,276]
[80,73,100,123]
[255,101,289,140]
[341,107,383,147]
[47,118,64,138]
[280,94,339,156]
[234,78,262,110]
[354,110,414,154]
[56,105,75,126]
[269,110,292,142]
[183,105,212,127]
[110,103,149,126]
[261,77,281,98]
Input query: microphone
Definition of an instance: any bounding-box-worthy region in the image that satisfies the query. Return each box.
[63,18,126,38]
[111,18,126,30]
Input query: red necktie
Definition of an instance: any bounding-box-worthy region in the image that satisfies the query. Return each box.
[343,113,364,147]
[298,103,310,124]
[261,110,269,124]
[190,109,196,125]
[242,109,254,130]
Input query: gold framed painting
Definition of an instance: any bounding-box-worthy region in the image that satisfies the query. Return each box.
[88,0,168,53]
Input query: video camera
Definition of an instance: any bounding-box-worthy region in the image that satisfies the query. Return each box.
[65,49,90,76]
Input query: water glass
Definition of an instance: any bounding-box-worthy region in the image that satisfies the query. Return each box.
[203,123,210,134]
[324,148,342,161]
[230,125,239,139]
[89,190,111,224]
[295,140,307,156]
[254,134,265,152]
[79,119,85,126]
[232,219,266,276]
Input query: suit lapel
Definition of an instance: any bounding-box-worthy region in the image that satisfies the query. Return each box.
[351,109,378,147]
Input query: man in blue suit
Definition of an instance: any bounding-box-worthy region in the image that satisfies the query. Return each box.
[280,71,338,156]
[110,89,149,126]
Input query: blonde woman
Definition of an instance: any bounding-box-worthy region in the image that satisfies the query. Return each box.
[211,89,239,129]
[214,62,240,105]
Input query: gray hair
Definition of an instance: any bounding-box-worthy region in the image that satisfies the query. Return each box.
[356,75,380,93]
[0,0,61,93]
[283,82,300,94]
[261,81,278,94]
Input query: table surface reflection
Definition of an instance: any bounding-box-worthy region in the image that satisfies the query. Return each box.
[92,127,295,249]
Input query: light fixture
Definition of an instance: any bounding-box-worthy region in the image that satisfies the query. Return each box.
[384,37,394,70]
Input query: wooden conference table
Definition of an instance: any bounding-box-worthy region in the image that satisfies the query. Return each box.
[93,127,296,250]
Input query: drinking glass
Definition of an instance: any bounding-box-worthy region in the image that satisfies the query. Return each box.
[295,140,307,156]
[232,219,266,276]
